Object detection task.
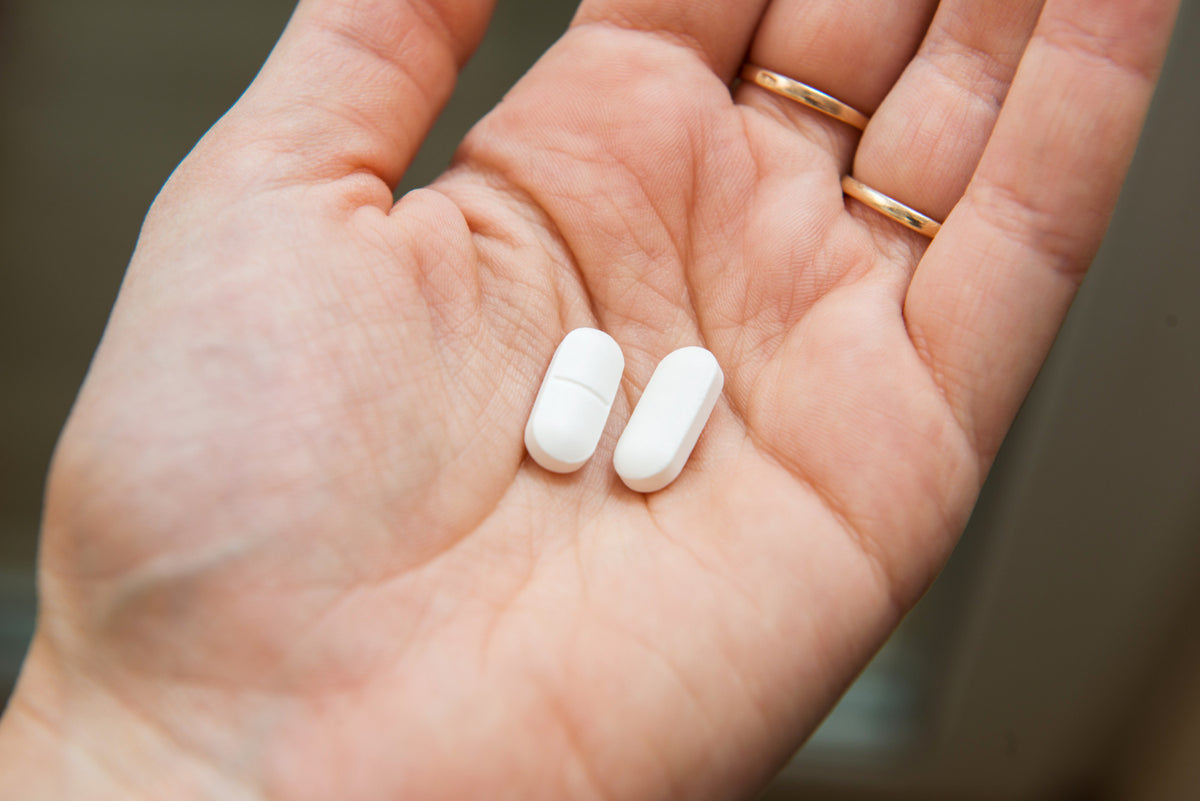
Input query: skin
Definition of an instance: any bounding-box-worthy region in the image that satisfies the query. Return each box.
[0,0,1181,799]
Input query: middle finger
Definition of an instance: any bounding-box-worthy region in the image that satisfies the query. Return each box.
[736,0,938,165]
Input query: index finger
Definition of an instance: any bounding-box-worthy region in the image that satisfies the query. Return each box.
[571,0,769,79]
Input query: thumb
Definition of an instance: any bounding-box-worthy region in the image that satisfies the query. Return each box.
[214,0,495,189]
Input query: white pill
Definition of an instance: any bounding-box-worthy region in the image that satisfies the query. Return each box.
[613,346,724,493]
[525,328,625,473]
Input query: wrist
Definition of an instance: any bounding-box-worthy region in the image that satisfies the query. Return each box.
[0,635,259,801]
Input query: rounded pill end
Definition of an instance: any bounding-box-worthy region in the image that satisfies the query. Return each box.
[525,417,592,474]
[613,440,681,494]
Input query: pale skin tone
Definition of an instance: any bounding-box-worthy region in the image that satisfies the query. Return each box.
[0,0,1180,798]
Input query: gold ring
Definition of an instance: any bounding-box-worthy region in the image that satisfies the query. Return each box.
[840,176,942,238]
[740,64,869,130]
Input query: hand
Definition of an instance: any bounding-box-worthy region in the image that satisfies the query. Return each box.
[0,0,1178,799]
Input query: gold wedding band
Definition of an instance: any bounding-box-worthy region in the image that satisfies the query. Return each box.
[740,64,869,130]
[841,176,942,238]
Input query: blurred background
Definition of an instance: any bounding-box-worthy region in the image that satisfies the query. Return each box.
[1,2,1197,799]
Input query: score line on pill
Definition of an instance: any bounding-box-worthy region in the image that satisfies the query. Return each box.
[613,346,723,493]
[524,328,625,473]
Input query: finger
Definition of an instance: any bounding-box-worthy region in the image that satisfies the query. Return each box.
[215,0,494,188]
[904,0,1181,460]
[571,0,771,80]
[735,0,936,163]
[851,0,1044,227]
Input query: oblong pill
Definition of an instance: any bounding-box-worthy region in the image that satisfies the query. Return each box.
[524,328,625,473]
[613,346,724,493]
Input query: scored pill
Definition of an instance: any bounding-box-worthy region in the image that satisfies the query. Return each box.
[613,346,723,493]
[524,328,625,473]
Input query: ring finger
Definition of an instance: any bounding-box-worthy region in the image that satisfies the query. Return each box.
[850,0,1045,232]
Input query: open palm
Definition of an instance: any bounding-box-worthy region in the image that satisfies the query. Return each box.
[3,0,1177,799]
